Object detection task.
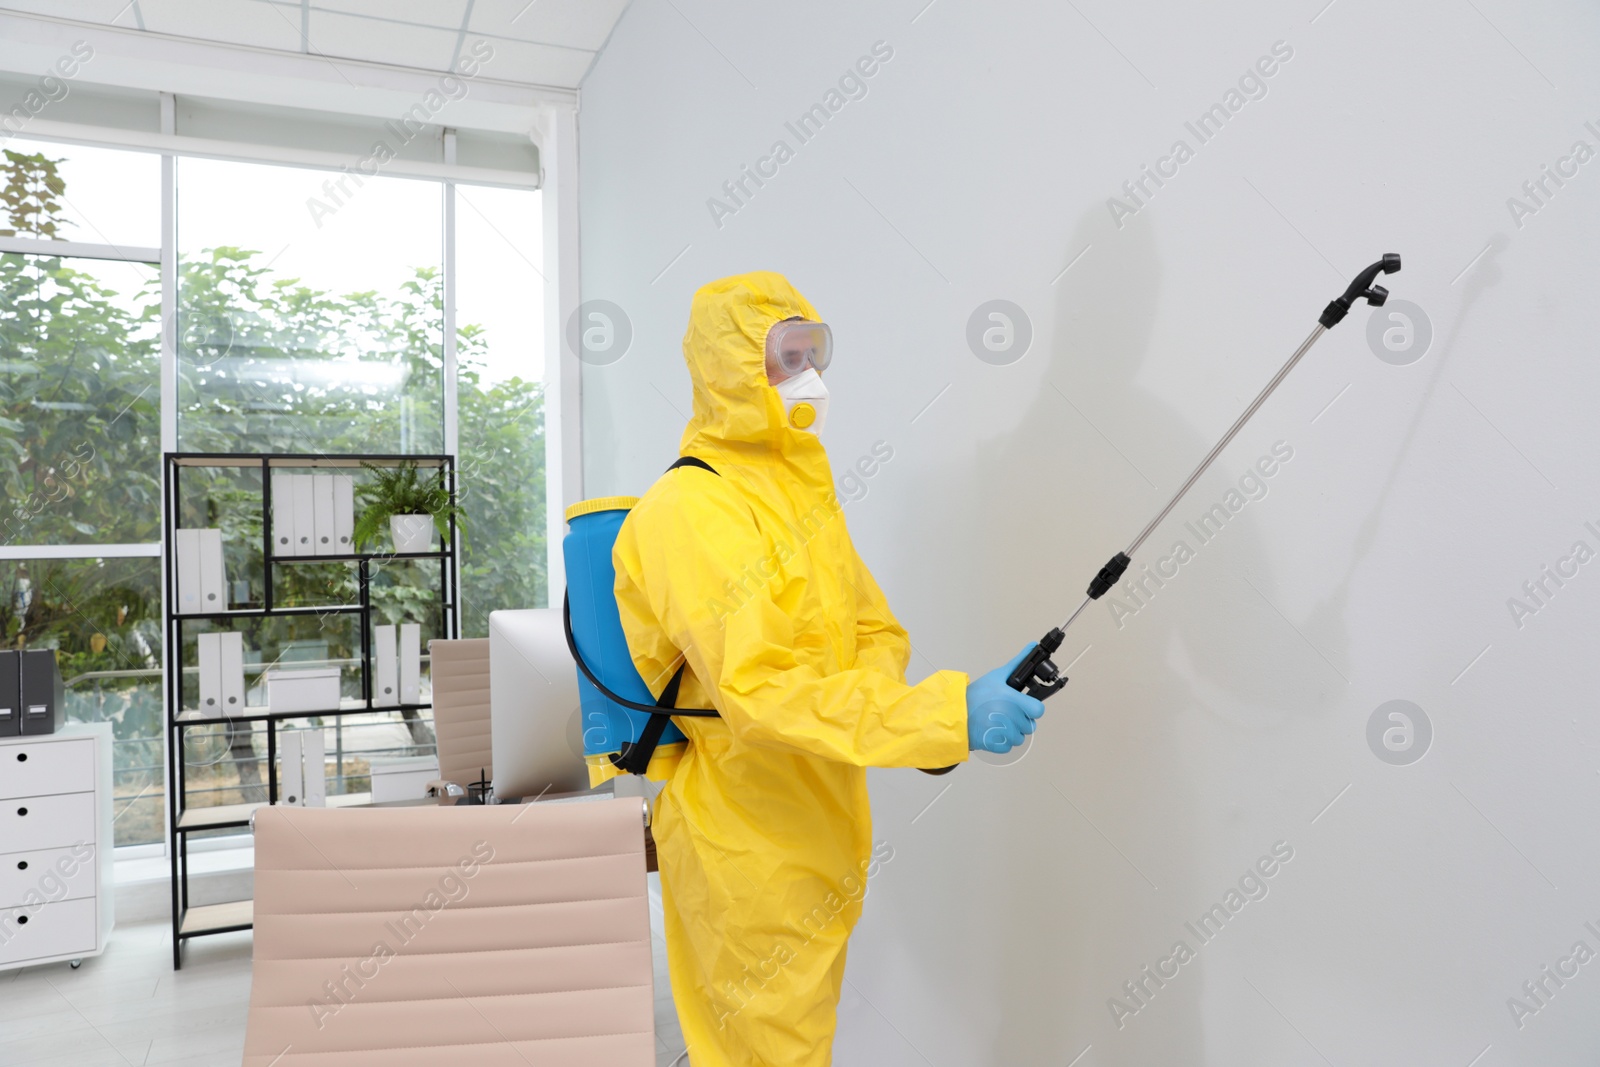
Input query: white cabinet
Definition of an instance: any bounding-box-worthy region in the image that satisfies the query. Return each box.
[0,724,114,971]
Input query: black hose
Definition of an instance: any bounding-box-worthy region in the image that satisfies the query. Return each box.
[561,592,719,718]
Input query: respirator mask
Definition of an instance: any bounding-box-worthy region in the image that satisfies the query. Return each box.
[766,319,833,434]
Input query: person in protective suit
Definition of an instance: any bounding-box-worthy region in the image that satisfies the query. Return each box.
[613,271,1044,1066]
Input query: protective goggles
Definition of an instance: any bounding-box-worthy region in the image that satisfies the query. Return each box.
[764,320,833,381]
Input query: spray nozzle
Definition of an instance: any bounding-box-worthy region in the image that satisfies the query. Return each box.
[1319,254,1403,328]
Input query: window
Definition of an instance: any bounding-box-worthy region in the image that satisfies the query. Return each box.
[0,127,550,849]
[0,139,164,846]
[1,141,161,547]
[455,183,547,634]
[175,157,444,456]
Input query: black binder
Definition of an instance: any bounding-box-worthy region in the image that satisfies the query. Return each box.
[0,651,17,738]
[18,649,64,736]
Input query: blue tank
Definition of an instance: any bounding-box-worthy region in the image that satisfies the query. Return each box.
[563,497,687,777]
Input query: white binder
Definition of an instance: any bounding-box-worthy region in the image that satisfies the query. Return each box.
[175,528,201,614]
[399,623,420,704]
[266,667,340,714]
[312,475,335,555]
[292,475,315,556]
[197,632,221,717]
[220,632,245,716]
[198,528,225,611]
[333,474,354,552]
[271,472,294,557]
[279,731,304,806]
[373,624,398,706]
[301,728,326,807]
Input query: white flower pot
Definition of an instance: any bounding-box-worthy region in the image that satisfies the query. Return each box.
[390,514,434,554]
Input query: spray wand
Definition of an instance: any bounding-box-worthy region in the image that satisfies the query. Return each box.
[923,254,1402,773]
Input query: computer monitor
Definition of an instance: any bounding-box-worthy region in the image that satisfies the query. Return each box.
[488,608,590,799]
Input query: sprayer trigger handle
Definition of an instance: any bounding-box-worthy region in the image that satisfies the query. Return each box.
[1006,628,1069,700]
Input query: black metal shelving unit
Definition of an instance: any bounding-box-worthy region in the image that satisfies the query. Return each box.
[162,452,460,968]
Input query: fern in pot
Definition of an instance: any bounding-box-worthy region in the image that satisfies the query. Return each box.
[352,462,464,554]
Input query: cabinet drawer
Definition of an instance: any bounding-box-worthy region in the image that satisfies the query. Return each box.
[0,845,97,909]
[0,896,96,966]
[0,793,95,854]
[0,739,94,800]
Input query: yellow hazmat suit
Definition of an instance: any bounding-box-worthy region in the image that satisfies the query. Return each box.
[612,272,970,1065]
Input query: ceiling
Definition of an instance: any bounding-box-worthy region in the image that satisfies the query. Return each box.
[0,0,632,89]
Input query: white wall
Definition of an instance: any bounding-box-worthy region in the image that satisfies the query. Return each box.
[577,2,1600,1062]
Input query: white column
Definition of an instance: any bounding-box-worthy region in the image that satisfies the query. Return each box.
[159,91,176,454]
[442,130,463,633]
[158,90,176,863]
[531,103,581,605]
[441,129,459,463]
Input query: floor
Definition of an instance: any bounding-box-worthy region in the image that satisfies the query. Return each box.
[649,872,691,1067]
[0,873,689,1067]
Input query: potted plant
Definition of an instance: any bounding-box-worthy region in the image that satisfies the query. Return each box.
[352,462,464,554]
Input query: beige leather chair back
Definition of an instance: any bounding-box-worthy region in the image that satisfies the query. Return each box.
[428,638,491,790]
[243,798,656,1066]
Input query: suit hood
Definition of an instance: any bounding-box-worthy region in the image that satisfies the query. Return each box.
[678,272,828,471]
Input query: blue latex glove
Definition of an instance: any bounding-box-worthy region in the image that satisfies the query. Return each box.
[966,645,1048,753]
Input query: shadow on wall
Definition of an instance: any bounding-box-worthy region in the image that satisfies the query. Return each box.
[977,206,1210,1064]
[881,201,1380,1061]
[1311,234,1506,667]
[957,223,1510,1062]
[859,215,1509,1063]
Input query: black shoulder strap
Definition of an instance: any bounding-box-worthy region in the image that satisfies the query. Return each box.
[611,663,685,775]
[668,455,719,476]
